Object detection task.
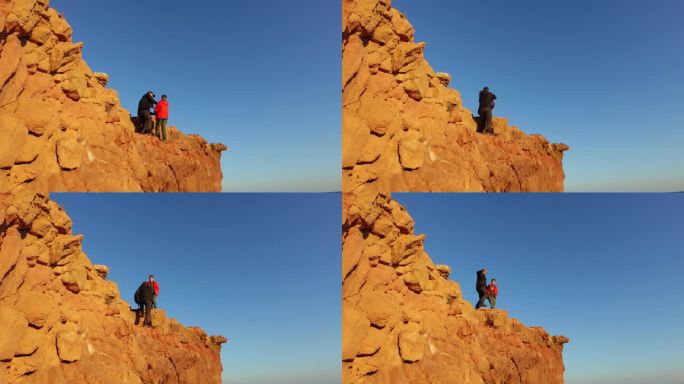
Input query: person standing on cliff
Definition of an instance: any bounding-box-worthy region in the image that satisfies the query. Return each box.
[478,87,497,134]
[148,274,160,309]
[134,280,155,327]
[154,95,169,142]
[487,278,498,309]
[475,268,489,309]
[137,91,157,135]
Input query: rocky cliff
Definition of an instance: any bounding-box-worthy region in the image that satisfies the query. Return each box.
[0,191,227,383]
[342,0,569,192]
[342,189,569,383]
[0,0,226,193]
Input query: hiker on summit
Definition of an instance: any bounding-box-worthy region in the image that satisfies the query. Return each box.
[478,86,497,134]
[154,95,169,142]
[475,268,489,309]
[137,91,157,135]
[148,275,160,309]
[134,278,155,327]
[487,278,498,309]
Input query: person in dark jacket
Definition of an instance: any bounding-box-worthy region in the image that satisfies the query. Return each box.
[477,87,497,134]
[475,268,489,309]
[134,280,155,327]
[137,91,157,134]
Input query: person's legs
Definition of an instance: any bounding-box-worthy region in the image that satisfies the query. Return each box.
[477,109,483,133]
[152,294,157,309]
[160,119,168,141]
[483,109,493,134]
[143,301,152,326]
[476,289,488,309]
[154,119,162,139]
[140,111,151,134]
[487,295,496,309]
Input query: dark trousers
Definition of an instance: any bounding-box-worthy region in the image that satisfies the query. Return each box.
[475,288,488,309]
[478,108,493,134]
[139,110,153,134]
[135,300,153,326]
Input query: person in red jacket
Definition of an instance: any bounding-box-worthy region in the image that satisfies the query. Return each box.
[487,279,498,309]
[154,95,169,142]
[148,274,160,308]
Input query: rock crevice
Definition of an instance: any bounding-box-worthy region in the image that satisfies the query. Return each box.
[0,0,226,193]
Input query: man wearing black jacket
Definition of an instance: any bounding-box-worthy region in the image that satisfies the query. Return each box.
[475,268,489,309]
[134,280,155,327]
[137,91,157,134]
[478,87,497,134]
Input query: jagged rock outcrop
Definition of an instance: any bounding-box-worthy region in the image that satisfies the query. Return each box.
[0,191,227,383]
[342,189,569,383]
[0,0,227,193]
[342,0,569,192]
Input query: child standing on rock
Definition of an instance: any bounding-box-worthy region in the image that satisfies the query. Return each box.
[154,95,169,142]
[487,279,498,309]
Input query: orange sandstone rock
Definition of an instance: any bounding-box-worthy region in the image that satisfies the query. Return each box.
[342,0,569,192]
[0,0,226,193]
[0,191,227,383]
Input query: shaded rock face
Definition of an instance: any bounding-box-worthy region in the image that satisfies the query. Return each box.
[342,189,569,384]
[0,0,226,193]
[342,0,569,192]
[0,191,226,384]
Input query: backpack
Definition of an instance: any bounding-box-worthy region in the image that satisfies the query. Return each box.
[134,282,146,304]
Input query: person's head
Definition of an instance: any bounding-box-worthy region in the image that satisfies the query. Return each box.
[161,95,167,101]
[483,86,489,92]
[148,275,154,282]
[483,268,488,274]
[491,278,496,285]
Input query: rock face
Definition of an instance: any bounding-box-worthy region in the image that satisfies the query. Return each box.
[342,189,569,383]
[0,0,226,193]
[342,0,569,192]
[0,191,227,383]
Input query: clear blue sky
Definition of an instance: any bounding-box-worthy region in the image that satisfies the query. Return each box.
[51,193,341,384]
[393,0,684,192]
[394,193,684,384]
[51,0,341,192]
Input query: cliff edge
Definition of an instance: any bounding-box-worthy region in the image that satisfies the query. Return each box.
[342,189,569,383]
[0,191,227,383]
[0,0,227,192]
[342,0,569,192]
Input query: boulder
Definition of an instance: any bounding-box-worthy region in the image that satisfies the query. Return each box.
[56,132,83,170]
[0,115,28,168]
[0,306,28,361]
[56,329,83,362]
